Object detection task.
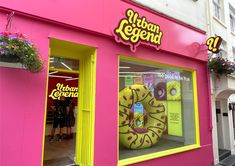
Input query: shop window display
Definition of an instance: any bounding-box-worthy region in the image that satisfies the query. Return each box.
[119,58,198,160]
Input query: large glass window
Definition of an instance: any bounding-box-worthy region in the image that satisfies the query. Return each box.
[118,58,199,162]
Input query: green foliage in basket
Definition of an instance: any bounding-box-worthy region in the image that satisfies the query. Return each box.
[0,31,43,72]
[208,56,235,78]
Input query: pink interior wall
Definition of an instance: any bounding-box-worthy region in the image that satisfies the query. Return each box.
[0,2,212,166]
[47,73,78,109]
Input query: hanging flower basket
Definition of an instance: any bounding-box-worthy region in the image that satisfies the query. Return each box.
[208,56,235,78]
[0,32,43,72]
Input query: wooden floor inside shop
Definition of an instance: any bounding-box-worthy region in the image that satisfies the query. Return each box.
[43,134,77,166]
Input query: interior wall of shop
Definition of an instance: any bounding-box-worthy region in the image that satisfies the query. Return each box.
[0,1,212,166]
[45,76,78,135]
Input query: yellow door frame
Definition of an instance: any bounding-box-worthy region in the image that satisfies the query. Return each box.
[41,39,96,166]
[76,50,96,166]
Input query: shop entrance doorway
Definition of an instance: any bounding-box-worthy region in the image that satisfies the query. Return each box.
[42,38,96,166]
[43,61,79,166]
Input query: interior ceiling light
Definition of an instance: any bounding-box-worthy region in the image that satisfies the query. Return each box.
[49,71,58,75]
[60,62,72,70]
[48,75,72,79]
[65,78,79,81]
[49,58,54,62]
[119,66,131,69]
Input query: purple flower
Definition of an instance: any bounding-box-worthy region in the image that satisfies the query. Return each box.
[0,50,8,54]
[0,42,7,45]
[9,35,17,39]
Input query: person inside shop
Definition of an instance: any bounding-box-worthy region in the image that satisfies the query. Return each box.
[65,98,75,139]
[49,96,66,142]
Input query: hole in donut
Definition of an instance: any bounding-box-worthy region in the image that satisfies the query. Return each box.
[157,88,165,98]
[136,119,142,127]
[170,88,177,96]
[158,89,163,96]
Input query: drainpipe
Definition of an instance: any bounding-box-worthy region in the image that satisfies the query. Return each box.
[206,0,220,165]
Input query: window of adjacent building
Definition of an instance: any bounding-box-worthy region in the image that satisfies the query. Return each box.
[230,7,235,32]
[213,0,223,21]
[233,48,235,62]
[118,58,199,162]
[217,40,227,59]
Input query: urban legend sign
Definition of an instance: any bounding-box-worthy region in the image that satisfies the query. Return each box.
[49,83,78,100]
[114,9,163,52]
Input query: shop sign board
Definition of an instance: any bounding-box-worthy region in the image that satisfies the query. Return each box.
[114,9,163,52]
[206,36,222,53]
[49,83,78,100]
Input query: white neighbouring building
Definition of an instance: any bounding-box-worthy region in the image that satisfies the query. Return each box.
[207,0,235,165]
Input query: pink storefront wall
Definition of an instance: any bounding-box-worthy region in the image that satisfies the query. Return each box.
[0,1,212,166]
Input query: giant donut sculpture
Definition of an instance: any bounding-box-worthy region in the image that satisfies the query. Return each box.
[119,84,167,149]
